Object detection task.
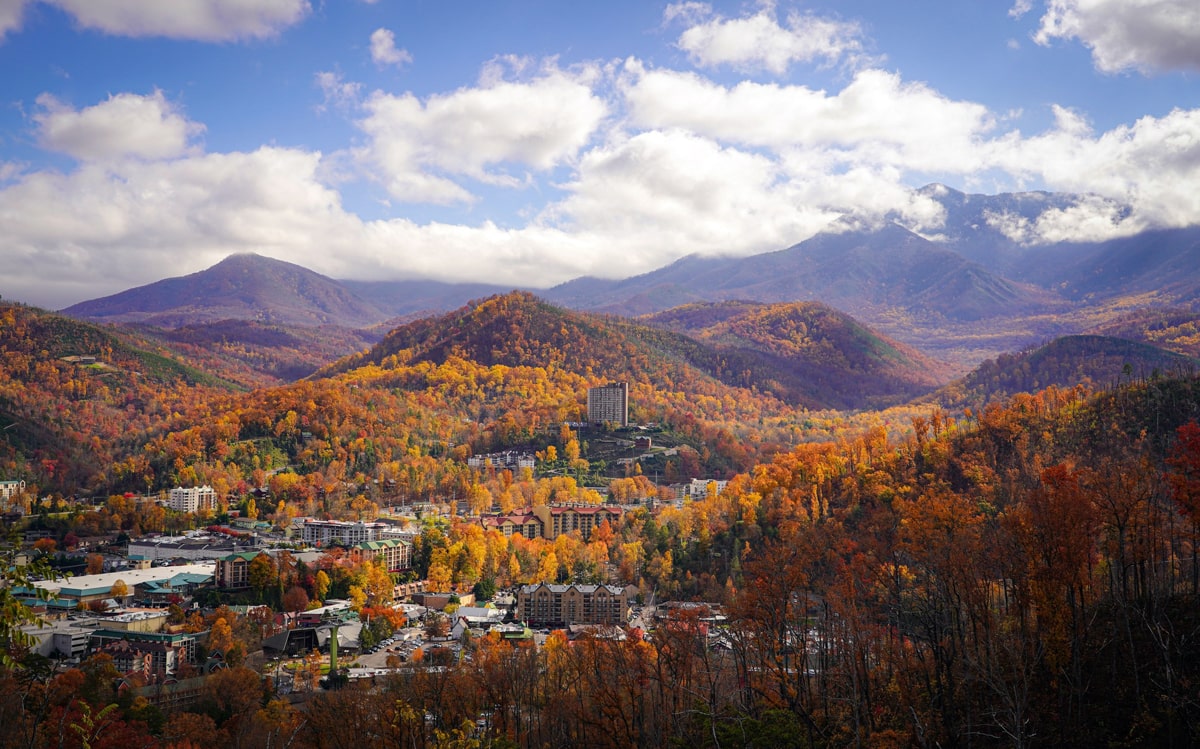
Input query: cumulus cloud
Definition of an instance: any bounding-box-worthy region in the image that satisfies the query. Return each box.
[0,0,310,41]
[1033,0,1200,73]
[357,61,607,203]
[370,28,412,68]
[0,145,361,307]
[622,63,995,173]
[34,91,204,162]
[667,1,864,73]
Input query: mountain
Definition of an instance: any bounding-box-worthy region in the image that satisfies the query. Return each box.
[931,334,1200,409]
[641,300,952,409]
[545,223,1056,325]
[133,319,385,388]
[1014,226,1200,302]
[339,279,516,320]
[910,183,1092,273]
[1085,307,1200,358]
[62,253,391,329]
[323,291,943,410]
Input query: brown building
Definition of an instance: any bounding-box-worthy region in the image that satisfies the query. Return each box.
[517,583,636,627]
[532,504,622,540]
[480,511,543,539]
[350,538,412,572]
[214,550,265,589]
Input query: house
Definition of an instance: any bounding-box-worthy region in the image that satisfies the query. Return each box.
[516,583,636,627]
[0,479,27,507]
[27,563,214,607]
[90,629,201,678]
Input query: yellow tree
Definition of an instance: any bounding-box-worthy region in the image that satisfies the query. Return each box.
[208,616,234,656]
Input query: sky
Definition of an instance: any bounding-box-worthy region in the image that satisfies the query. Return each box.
[1,0,1199,310]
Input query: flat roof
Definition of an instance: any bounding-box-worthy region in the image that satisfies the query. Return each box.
[33,562,215,596]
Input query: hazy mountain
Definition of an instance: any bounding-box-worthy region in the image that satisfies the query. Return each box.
[63,253,390,329]
[911,183,1090,272]
[546,222,1055,323]
[339,279,517,319]
[931,334,1200,409]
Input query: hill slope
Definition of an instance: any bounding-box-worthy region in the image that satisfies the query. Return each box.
[0,303,235,492]
[641,300,952,409]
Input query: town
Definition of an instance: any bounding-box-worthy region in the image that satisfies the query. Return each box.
[2,383,731,734]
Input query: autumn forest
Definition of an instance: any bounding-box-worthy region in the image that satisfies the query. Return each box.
[4,288,1200,748]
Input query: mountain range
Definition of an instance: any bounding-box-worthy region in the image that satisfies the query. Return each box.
[53,184,1200,386]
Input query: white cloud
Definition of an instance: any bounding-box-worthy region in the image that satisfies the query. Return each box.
[315,71,363,113]
[0,146,361,307]
[622,63,995,173]
[668,1,864,73]
[43,0,308,41]
[1034,0,1200,73]
[1009,0,1034,18]
[357,61,607,203]
[0,0,26,38]
[34,91,204,162]
[370,28,412,68]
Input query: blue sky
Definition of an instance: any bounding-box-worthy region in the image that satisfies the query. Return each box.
[1,0,1198,309]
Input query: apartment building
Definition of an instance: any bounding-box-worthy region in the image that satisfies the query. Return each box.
[517,582,636,627]
[350,538,412,572]
[587,382,629,426]
[167,486,217,514]
[532,504,623,540]
[300,519,386,546]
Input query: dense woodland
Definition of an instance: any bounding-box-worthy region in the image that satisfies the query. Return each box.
[5,295,1200,746]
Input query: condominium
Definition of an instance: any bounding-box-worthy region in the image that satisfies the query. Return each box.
[300,519,385,547]
[587,382,629,426]
[350,538,412,572]
[167,486,217,514]
[517,583,636,627]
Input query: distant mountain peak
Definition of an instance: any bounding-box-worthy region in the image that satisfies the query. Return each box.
[62,253,389,329]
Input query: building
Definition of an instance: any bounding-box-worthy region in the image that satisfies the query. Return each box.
[0,479,26,500]
[468,451,536,471]
[479,511,543,539]
[167,486,217,514]
[350,538,412,572]
[27,562,215,607]
[90,629,200,677]
[532,504,623,541]
[128,533,260,562]
[587,382,629,426]
[517,583,636,627]
[300,519,386,546]
[214,550,266,590]
[667,478,730,504]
